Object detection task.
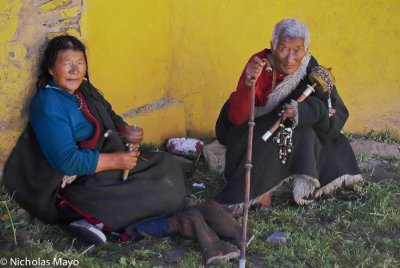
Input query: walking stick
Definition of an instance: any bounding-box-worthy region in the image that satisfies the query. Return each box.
[239,66,334,267]
[239,78,256,268]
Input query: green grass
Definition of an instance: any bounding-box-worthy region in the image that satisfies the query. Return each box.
[1,135,399,267]
[345,130,399,144]
[356,152,374,162]
[252,182,400,268]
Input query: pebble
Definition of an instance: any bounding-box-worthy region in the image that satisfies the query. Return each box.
[192,182,206,189]
[164,247,186,263]
[0,213,9,221]
[266,231,291,246]
[358,159,389,169]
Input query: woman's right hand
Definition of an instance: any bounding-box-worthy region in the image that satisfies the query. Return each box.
[244,56,266,86]
[95,150,139,173]
[114,150,139,170]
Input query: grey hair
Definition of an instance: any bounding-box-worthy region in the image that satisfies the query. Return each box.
[271,18,310,50]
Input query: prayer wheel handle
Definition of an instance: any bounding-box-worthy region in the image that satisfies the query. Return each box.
[121,125,143,181]
[261,65,335,141]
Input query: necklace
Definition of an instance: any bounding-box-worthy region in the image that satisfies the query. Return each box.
[76,94,83,109]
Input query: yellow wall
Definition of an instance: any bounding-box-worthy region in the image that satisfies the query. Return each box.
[84,0,400,139]
[83,1,171,111]
[1,0,399,172]
[166,0,400,136]
[82,0,187,144]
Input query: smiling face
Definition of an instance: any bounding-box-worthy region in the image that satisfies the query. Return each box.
[48,49,87,94]
[271,35,307,75]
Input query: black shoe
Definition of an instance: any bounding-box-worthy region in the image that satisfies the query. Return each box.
[68,219,107,245]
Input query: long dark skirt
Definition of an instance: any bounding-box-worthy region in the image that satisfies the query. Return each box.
[214,101,360,205]
[61,153,188,231]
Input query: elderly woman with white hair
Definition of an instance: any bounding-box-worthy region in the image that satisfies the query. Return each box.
[215,18,362,215]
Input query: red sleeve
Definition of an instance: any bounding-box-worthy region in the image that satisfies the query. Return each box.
[228,50,270,125]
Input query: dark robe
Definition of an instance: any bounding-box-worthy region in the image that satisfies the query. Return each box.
[215,56,361,205]
[2,81,188,233]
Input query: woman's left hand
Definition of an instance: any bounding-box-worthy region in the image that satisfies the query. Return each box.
[282,104,295,120]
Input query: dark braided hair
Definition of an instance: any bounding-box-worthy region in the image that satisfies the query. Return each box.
[36,35,90,90]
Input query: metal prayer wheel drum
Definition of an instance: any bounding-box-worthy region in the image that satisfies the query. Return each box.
[308,65,336,94]
[122,125,143,145]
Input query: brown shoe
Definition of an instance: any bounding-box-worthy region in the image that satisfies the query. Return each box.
[196,200,254,247]
[204,241,240,265]
[172,207,240,265]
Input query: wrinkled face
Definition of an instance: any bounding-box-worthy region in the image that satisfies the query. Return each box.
[48,49,87,94]
[271,35,306,75]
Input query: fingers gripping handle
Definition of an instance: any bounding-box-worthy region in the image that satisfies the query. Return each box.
[261,84,315,142]
[121,126,143,181]
[122,145,134,181]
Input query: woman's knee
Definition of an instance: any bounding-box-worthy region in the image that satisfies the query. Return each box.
[292,127,318,145]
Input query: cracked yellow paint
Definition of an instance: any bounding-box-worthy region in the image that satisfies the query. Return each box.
[0,0,20,46]
[60,6,81,18]
[47,28,80,40]
[3,42,27,62]
[40,0,73,12]
[0,0,83,172]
